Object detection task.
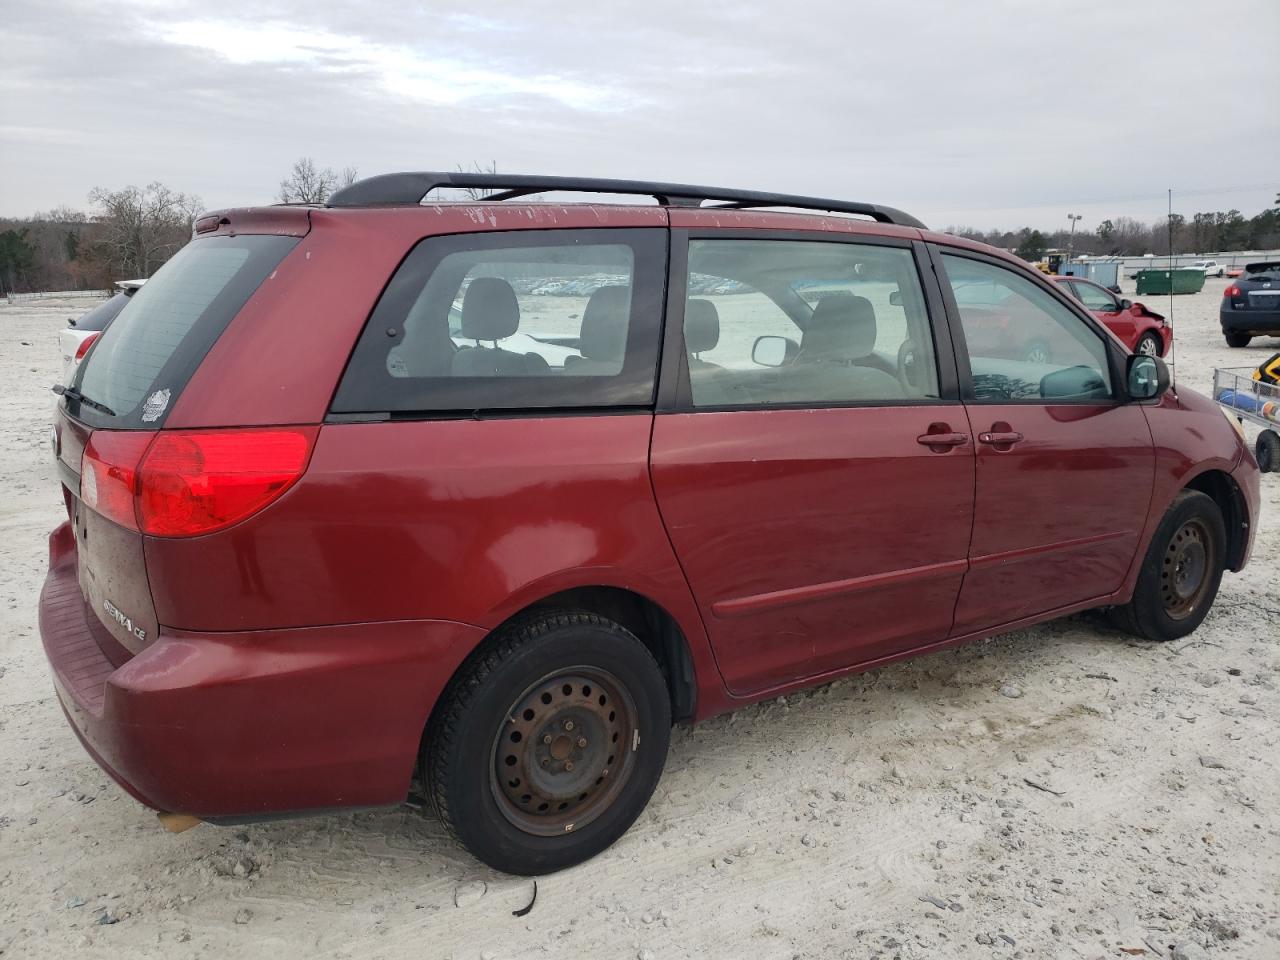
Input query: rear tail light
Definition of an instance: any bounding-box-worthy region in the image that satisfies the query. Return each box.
[80,427,317,537]
[75,333,100,361]
[1224,285,1240,298]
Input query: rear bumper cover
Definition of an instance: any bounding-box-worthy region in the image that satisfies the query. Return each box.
[1220,305,1280,334]
[40,521,485,817]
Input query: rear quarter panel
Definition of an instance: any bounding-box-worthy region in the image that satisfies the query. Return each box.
[143,415,722,703]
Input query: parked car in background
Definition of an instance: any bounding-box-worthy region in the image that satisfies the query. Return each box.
[41,173,1259,876]
[1048,275,1171,356]
[1221,261,1280,347]
[57,280,145,384]
[1193,259,1225,277]
[1226,265,1246,279]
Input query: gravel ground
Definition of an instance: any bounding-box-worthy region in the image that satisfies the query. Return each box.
[0,278,1277,960]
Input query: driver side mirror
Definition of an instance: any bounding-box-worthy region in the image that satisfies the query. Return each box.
[1127,353,1169,401]
[1119,298,1132,310]
[888,291,903,307]
[752,335,798,367]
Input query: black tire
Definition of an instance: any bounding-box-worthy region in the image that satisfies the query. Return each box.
[425,610,671,875]
[1109,490,1226,642]
[1256,430,1280,474]
[1134,332,1162,357]
[1217,269,1224,277]
[1224,332,1251,348]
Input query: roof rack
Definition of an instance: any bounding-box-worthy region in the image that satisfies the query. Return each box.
[324,172,926,228]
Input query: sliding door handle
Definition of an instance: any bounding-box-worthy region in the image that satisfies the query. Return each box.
[916,431,968,448]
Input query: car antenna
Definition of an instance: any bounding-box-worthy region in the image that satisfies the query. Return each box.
[1167,187,1176,392]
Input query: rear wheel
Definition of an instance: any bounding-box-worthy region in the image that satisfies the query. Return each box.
[1135,332,1161,357]
[1256,429,1280,474]
[1109,490,1225,642]
[1224,332,1251,348]
[426,610,671,875]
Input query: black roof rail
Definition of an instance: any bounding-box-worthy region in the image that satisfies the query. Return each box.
[324,172,926,229]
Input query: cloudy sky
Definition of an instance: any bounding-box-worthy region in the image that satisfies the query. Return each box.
[1,0,1276,230]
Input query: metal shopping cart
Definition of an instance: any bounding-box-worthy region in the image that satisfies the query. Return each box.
[1212,366,1280,473]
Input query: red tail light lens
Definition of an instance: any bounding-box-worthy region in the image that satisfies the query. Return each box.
[80,431,152,532]
[80,427,316,537]
[1224,285,1240,298]
[137,428,317,536]
[75,332,100,361]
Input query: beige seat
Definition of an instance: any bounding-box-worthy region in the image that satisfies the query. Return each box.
[451,278,547,377]
[792,293,902,401]
[564,286,630,375]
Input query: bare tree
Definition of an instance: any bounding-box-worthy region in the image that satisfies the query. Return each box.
[456,161,499,200]
[85,181,204,279]
[278,157,357,204]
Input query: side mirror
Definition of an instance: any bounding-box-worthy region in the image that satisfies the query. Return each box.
[888,291,903,307]
[752,335,795,367]
[1119,298,1132,310]
[1127,354,1169,401]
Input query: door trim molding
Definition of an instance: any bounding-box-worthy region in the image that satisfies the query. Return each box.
[710,557,969,619]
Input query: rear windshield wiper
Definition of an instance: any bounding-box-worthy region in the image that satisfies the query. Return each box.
[52,384,116,417]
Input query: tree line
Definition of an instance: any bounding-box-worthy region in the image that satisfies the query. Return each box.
[947,195,1280,263]
[2,168,1277,294]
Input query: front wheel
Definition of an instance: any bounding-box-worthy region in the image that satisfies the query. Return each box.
[426,610,671,875]
[1224,332,1251,348]
[1135,332,1162,357]
[1109,490,1226,642]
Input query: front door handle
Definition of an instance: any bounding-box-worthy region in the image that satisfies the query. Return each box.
[978,430,1024,446]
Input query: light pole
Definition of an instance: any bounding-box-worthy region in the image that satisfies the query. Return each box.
[1066,213,1083,260]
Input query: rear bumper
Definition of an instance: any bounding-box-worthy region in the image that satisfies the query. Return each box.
[40,521,485,818]
[1221,305,1280,334]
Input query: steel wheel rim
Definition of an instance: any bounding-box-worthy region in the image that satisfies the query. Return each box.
[1138,336,1159,356]
[1160,518,1216,620]
[1025,344,1050,364]
[490,666,638,837]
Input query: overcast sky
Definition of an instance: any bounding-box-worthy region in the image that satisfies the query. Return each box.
[2,0,1277,230]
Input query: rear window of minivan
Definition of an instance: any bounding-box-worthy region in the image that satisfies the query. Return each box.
[332,228,666,416]
[69,235,298,429]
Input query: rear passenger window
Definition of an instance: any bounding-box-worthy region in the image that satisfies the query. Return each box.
[333,229,666,414]
[681,239,940,408]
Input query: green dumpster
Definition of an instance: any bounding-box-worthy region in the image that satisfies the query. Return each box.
[1135,268,1205,295]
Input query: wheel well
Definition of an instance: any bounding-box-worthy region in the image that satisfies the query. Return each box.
[1184,470,1247,570]
[513,586,698,721]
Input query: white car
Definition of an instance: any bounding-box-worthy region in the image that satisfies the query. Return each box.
[57,279,145,384]
[1192,260,1225,278]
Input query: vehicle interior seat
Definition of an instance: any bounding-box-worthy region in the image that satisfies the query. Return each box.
[684,298,721,370]
[564,285,631,375]
[792,293,903,400]
[451,277,548,376]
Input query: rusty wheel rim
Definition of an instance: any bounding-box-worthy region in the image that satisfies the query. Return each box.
[1160,517,1215,620]
[490,667,637,837]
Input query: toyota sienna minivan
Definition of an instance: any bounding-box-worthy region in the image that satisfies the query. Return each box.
[41,173,1260,875]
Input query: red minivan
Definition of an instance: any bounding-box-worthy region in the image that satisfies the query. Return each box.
[41,174,1261,875]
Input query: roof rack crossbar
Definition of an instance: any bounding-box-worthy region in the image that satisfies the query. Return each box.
[325,172,925,228]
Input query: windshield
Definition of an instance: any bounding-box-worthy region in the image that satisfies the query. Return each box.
[70,234,298,428]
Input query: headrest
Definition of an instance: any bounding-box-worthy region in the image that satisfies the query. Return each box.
[460,277,519,341]
[801,293,877,360]
[579,285,631,361]
[685,299,720,354]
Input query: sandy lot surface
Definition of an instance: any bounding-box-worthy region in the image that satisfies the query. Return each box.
[0,278,1277,960]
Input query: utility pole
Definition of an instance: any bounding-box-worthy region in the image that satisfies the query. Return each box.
[1066,213,1083,260]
